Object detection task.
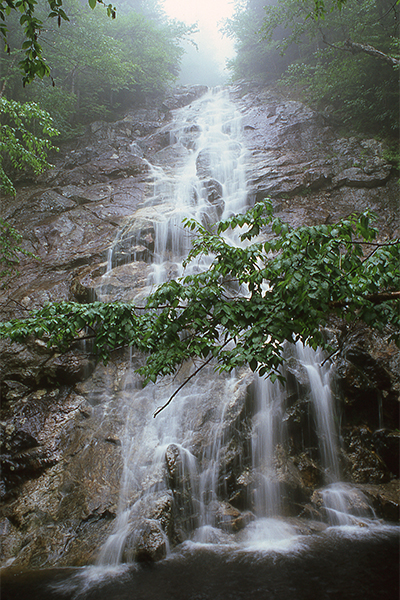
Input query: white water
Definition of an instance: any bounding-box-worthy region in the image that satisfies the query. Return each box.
[94,89,378,568]
[295,342,340,482]
[293,342,378,526]
[251,376,285,517]
[320,483,376,526]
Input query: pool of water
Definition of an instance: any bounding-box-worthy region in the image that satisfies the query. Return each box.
[2,525,399,600]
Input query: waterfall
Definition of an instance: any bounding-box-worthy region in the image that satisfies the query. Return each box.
[294,342,340,482]
[94,88,377,567]
[94,89,252,563]
[251,375,285,517]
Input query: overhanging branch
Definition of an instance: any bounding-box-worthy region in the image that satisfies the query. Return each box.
[329,290,400,308]
[320,32,400,67]
[344,39,400,67]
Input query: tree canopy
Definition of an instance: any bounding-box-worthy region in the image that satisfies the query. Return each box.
[0,0,116,85]
[223,0,399,136]
[1,202,399,413]
[1,0,196,133]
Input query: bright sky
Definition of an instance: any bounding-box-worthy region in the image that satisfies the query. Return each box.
[162,0,235,24]
[162,0,236,68]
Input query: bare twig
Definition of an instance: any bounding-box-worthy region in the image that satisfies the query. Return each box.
[153,338,234,417]
[153,355,215,418]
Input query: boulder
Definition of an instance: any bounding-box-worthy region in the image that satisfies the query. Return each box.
[357,480,400,522]
[213,501,254,532]
[123,519,168,562]
[204,179,225,217]
[162,85,209,111]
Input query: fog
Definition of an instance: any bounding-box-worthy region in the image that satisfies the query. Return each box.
[162,0,236,86]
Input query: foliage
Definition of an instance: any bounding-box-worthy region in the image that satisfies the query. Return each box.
[0,97,52,284]
[224,0,399,135]
[22,82,79,137]
[1,202,399,391]
[24,0,135,126]
[0,0,116,85]
[0,95,59,195]
[0,218,37,281]
[1,0,196,132]
[307,0,347,19]
[109,10,195,98]
[382,142,400,172]
[223,0,290,82]
[279,48,399,133]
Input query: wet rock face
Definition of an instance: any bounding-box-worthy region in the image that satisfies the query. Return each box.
[231,84,399,239]
[359,480,400,522]
[162,85,209,111]
[335,326,399,430]
[1,84,399,568]
[331,326,400,487]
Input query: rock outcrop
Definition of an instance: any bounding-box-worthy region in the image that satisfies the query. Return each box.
[232,84,398,240]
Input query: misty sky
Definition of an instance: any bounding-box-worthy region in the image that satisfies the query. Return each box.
[162,0,236,85]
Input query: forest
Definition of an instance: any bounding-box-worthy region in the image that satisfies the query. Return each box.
[224,0,399,137]
[0,0,195,132]
[1,0,399,195]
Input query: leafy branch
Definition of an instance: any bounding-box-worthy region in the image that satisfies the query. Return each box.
[0,96,59,195]
[1,201,398,413]
[0,0,116,85]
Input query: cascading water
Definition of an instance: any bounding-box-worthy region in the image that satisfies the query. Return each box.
[92,88,380,570]
[251,375,285,518]
[92,89,253,564]
[7,87,396,600]
[293,342,376,526]
[2,87,398,600]
[295,343,340,482]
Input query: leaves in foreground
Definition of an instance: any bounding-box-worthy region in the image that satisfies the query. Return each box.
[1,202,399,394]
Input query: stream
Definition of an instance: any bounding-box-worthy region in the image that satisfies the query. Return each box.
[2,525,399,599]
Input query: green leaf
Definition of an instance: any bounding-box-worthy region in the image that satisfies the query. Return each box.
[250,358,258,372]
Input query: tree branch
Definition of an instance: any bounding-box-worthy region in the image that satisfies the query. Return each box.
[320,33,400,67]
[320,32,353,54]
[329,290,400,308]
[344,39,400,67]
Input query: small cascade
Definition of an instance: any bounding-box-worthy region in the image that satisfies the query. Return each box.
[293,342,376,526]
[295,342,340,482]
[251,375,285,517]
[196,374,241,539]
[319,483,376,526]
